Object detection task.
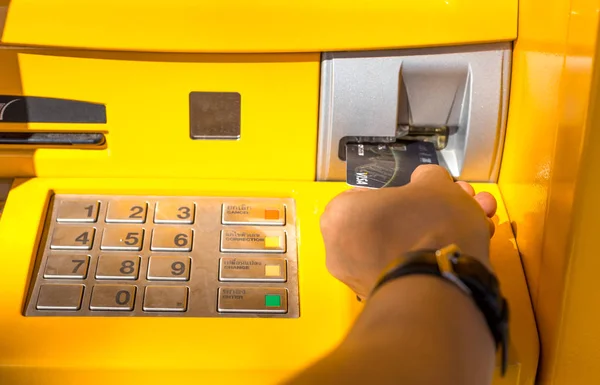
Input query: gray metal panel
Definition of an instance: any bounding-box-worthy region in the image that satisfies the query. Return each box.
[25,194,298,318]
[317,43,512,182]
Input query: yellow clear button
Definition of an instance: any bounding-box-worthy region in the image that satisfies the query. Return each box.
[220,227,286,253]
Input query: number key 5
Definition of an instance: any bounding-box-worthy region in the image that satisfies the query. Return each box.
[101,226,145,251]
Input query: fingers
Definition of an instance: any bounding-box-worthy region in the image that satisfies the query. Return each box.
[474,192,497,217]
[410,165,453,185]
[455,181,475,196]
[488,218,496,237]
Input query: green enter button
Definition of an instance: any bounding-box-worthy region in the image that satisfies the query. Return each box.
[265,294,281,307]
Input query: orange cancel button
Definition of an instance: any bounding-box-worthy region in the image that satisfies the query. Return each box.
[222,203,286,226]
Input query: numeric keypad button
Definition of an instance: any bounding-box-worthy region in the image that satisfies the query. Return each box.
[50,226,96,250]
[44,255,90,279]
[106,200,148,223]
[100,226,144,251]
[95,255,141,280]
[151,227,193,251]
[36,284,84,310]
[147,256,191,281]
[90,285,136,311]
[56,200,100,223]
[154,200,195,224]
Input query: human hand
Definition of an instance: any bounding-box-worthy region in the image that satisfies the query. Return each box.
[320,165,497,298]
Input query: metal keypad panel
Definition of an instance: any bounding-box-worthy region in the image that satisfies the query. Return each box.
[25,195,298,318]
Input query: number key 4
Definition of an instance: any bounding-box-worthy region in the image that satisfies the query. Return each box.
[50,226,96,250]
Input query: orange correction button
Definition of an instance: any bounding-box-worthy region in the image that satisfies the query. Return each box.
[221,203,286,226]
[220,227,286,253]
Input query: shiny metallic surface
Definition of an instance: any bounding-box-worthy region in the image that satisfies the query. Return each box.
[25,194,299,318]
[217,287,288,313]
[43,254,90,279]
[100,226,145,251]
[36,284,84,310]
[221,202,286,226]
[220,227,286,253]
[50,226,95,250]
[56,200,99,223]
[147,256,191,281]
[105,200,148,223]
[143,286,188,312]
[317,43,512,182]
[95,255,141,280]
[150,227,193,252]
[219,257,287,282]
[89,285,136,311]
[153,200,195,224]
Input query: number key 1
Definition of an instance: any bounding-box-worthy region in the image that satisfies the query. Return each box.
[56,200,100,223]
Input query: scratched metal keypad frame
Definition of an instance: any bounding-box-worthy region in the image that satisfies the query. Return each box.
[24,194,299,318]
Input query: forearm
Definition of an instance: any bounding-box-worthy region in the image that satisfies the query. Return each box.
[286,276,495,385]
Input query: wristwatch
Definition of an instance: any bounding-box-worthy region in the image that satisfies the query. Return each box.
[370,244,509,375]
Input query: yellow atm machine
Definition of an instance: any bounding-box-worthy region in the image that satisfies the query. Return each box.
[1,0,599,384]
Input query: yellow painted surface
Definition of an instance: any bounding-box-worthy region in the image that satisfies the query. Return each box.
[1,0,517,53]
[0,48,319,180]
[550,39,600,382]
[498,0,600,383]
[0,179,536,384]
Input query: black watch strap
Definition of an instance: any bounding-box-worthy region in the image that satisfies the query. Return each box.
[370,246,509,375]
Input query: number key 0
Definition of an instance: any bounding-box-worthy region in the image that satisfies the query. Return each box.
[106,200,148,223]
[151,227,193,251]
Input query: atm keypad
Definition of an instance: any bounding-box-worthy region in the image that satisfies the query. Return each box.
[25,195,298,318]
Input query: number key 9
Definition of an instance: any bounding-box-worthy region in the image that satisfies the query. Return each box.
[147,256,191,281]
[106,200,148,223]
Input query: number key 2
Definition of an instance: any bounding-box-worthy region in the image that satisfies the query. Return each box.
[106,200,148,223]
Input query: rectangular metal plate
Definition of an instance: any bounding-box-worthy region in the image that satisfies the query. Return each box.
[25,194,298,318]
[189,92,241,140]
